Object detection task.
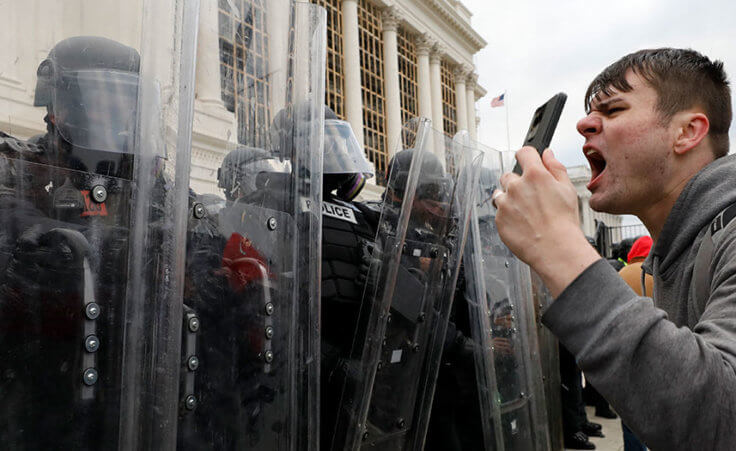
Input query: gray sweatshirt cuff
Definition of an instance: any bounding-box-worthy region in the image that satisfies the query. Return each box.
[541,258,636,356]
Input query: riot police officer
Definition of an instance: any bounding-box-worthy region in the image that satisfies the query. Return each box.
[0,36,150,448]
[320,107,378,449]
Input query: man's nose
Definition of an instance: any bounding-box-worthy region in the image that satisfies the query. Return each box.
[576,114,601,137]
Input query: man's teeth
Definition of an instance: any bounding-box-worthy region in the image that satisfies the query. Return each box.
[586,149,598,157]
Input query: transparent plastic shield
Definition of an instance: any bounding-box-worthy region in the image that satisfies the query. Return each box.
[326,120,483,450]
[0,1,197,449]
[462,138,551,450]
[178,1,325,450]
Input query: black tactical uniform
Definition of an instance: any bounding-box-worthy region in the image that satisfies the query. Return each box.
[319,109,378,449]
[0,36,153,448]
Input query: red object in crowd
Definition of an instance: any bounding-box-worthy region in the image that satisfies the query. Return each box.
[222,233,274,292]
[628,236,653,263]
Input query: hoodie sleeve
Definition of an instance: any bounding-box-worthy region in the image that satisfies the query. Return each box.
[542,254,736,450]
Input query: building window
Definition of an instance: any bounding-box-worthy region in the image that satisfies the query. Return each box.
[440,60,457,137]
[358,0,388,182]
[218,0,270,146]
[397,26,418,149]
[311,0,345,119]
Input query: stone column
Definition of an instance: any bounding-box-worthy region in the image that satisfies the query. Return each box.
[466,72,478,141]
[415,33,434,124]
[381,7,401,155]
[196,0,226,109]
[453,64,470,133]
[341,0,364,147]
[266,0,291,117]
[429,44,444,134]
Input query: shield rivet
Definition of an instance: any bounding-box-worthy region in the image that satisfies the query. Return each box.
[188,316,200,332]
[83,368,98,386]
[185,395,197,410]
[264,350,274,363]
[85,303,100,320]
[91,185,107,203]
[187,356,199,371]
[265,303,275,316]
[193,203,206,219]
[85,335,100,353]
[267,217,277,230]
[265,326,274,339]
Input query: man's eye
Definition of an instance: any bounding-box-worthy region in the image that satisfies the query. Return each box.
[608,107,624,114]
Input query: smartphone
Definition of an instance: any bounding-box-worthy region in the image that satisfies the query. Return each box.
[512,92,567,175]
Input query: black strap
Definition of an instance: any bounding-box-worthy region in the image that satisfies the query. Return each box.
[692,202,736,312]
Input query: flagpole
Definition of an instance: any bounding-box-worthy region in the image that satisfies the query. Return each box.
[504,90,511,151]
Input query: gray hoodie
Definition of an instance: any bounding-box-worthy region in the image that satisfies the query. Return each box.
[542,154,736,450]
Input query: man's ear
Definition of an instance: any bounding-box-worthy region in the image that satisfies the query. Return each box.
[673,112,709,155]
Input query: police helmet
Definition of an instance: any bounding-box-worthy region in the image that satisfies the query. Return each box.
[385,148,451,201]
[322,107,374,201]
[217,146,290,201]
[34,36,141,155]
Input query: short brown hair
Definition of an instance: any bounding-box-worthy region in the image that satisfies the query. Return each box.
[585,48,732,158]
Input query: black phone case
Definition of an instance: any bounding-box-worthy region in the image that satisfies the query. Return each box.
[512,92,567,175]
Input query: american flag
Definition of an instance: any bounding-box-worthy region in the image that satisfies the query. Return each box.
[491,93,505,108]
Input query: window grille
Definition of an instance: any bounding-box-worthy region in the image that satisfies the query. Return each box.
[440,59,457,137]
[310,0,346,119]
[358,0,388,182]
[218,0,271,146]
[397,26,418,149]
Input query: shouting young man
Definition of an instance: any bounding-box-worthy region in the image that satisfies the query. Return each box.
[493,48,735,450]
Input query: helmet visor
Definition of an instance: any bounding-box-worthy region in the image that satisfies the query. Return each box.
[323,120,374,176]
[52,69,139,153]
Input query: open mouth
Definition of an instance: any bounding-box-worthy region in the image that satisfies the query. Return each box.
[585,148,607,187]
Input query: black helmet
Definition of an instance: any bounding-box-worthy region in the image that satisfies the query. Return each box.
[217,146,290,202]
[385,148,450,200]
[35,36,141,154]
[322,106,373,201]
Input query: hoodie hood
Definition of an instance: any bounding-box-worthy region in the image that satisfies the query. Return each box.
[643,154,736,274]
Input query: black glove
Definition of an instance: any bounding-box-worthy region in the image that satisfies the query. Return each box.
[357,239,382,296]
[10,226,91,283]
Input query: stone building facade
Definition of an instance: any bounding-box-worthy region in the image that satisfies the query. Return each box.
[0,0,486,196]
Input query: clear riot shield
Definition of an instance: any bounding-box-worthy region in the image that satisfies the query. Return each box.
[531,272,565,451]
[460,139,551,450]
[326,120,483,451]
[178,1,325,450]
[0,1,197,449]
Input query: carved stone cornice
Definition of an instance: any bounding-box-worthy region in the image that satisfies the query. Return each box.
[423,0,486,51]
[381,6,401,33]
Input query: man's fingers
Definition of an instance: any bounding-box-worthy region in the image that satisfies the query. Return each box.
[514,146,544,174]
[541,148,570,183]
[499,171,520,191]
[491,189,506,209]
